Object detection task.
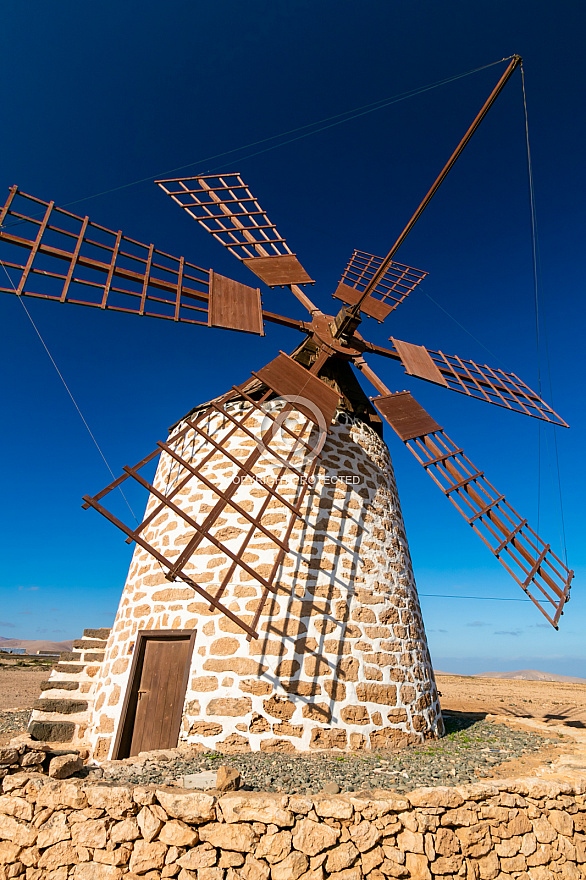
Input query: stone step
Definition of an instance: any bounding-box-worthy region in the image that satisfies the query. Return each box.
[83,627,111,639]
[27,719,77,742]
[40,680,80,692]
[72,639,107,649]
[29,625,112,748]
[37,688,88,702]
[78,651,105,662]
[34,698,89,715]
[51,664,87,676]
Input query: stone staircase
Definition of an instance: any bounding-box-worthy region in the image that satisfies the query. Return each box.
[28,627,111,744]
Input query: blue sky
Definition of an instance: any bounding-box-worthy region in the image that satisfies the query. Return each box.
[1,1,584,675]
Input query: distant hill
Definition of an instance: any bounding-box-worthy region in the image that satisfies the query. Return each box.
[435,668,586,684]
[0,635,73,654]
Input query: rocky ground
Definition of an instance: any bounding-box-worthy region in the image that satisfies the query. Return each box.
[2,662,580,794]
[93,715,559,794]
[0,656,53,745]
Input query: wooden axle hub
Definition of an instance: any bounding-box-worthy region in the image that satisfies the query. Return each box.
[304,311,366,360]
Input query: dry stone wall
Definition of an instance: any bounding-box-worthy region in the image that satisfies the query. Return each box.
[86,401,442,759]
[1,770,586,879]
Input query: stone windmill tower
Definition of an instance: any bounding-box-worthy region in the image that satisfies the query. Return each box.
[2,55,573,759]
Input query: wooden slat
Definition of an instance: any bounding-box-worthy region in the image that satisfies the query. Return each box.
[391,338,448,386]
[242,254,313,287]
[444,471,483,494]
[101,230,122,308]
[422,448,464,467]
[468,494,504,523]
[0,186,18,227]
[494,518,527,555]
[522,544,550,587]
[139,244,154,315]
[334,283,392,322]
[372,391,442,441]
[173,256,184,321]
[254,352,340,427]
[60,216,89,303]
[16,201,54,294]
[208,272,264,335]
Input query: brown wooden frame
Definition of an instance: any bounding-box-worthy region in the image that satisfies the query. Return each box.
[366,339,569,428]
[82,373,327,639]
[112,628,196,760]
[371,389,573,629]
[0,188,305,337]
[333,249,428,322]
[156,174,314,289]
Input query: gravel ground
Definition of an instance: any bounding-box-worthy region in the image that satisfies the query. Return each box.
[0,707,556,795]
[94,715,556,794]
[0,709,32,741]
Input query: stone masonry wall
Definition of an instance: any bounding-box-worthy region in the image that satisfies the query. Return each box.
[28,631,111,745]
[87,401,442,759]
[1,770,586,879]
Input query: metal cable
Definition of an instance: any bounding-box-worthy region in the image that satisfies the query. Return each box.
[419,594,531,602]
[2,56,515,226]
[520,65,568,564]
[422,291,507,366]
[0,259,139,524]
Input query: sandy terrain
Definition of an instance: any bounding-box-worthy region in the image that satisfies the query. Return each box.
[436,672,586,730]
[0,658,54,710]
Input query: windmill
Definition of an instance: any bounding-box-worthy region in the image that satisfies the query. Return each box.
[1,55,573,758]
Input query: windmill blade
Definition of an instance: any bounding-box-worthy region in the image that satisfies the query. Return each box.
[372,390,573,629]
[365,337,568,428]
[82,355,340,640]
[0,187,309,337]
[332,249,428,323]
[156,173,314,290]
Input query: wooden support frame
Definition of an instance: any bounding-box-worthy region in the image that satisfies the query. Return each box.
[371,391,573,629]
[155,173,314,285]
[426,347,569,427]
[367,339,569,428]
[82,377,325,640]
[0,188,299,338]
[333,249,428,322]
[408,429,573,629]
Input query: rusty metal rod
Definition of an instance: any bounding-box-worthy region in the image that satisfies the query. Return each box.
[355,55,522,310]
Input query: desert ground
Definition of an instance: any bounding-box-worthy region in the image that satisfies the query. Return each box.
[436,672,586,730]
[1,655,584,747]
[0,655,54,744]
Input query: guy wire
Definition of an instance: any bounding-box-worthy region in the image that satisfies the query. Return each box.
[520,65,568,565]
[0,259,139,525]
[2,56,514,227]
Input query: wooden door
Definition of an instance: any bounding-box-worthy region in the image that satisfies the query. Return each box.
[114,630,195,758]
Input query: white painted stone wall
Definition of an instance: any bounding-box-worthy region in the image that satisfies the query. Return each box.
[87,398,443,759]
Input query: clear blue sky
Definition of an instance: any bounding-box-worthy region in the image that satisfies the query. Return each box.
[1,1,584,675]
